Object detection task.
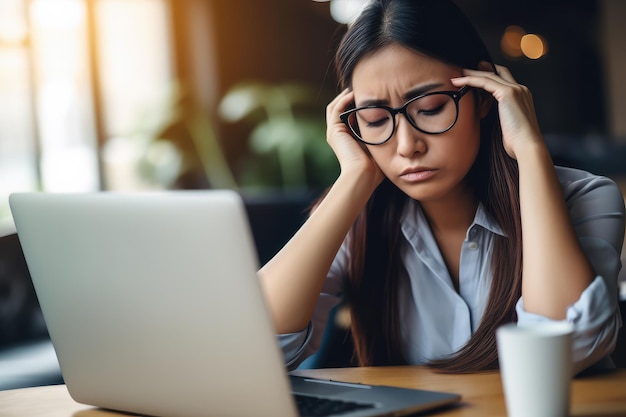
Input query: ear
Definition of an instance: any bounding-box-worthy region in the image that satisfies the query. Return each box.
[477,60,495,72]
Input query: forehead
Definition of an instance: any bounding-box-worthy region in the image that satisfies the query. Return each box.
[351,44,461,100]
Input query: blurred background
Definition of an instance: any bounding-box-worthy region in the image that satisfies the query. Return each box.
[0,0,625,230]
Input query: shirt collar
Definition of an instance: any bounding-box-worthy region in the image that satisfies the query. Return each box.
[401,200,506,238]
[473,203,506,237]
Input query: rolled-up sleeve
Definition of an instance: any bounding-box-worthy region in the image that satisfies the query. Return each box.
[279,323,313,368]
[517,169,625,374]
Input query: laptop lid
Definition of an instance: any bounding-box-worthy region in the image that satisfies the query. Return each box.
[9,190,460,417]
[9,191,298,417]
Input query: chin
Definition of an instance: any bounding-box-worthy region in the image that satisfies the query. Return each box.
[396,184,443,202]
[394,180,464,204]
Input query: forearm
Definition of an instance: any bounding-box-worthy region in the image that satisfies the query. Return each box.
[258,172,377,333]
[517,142,594,319]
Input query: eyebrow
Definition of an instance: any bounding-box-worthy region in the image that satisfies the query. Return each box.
[356,83,445,107]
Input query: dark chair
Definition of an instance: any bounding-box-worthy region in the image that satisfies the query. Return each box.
[0,232,63,390]
[242,190,316,265]
[297,303,356,369]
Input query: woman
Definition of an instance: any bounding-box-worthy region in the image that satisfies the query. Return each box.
[258,0,624,373]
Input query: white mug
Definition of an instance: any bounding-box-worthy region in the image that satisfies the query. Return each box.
[496,321,574,417]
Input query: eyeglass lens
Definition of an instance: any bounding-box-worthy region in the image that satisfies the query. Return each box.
[346,93,459,144]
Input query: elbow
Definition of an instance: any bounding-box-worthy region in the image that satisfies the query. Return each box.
[572,311,621,375]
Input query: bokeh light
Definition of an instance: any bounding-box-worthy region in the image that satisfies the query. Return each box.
[501,25,525,59]
[521,33,548,60]
[329,0,370,24]
[501,25,548,60]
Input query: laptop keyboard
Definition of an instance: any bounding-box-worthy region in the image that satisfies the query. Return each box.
[294,394,376,416]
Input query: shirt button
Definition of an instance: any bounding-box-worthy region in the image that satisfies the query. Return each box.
[467,241,479,250]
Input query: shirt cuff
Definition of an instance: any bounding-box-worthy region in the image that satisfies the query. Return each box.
[277,322,313,367]
[516,276,621,374]
[516,276,613,325]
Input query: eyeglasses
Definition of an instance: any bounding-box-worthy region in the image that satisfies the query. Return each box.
[339,85,471,145]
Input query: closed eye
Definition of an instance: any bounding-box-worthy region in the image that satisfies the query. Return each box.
[357,108,391,128]
[418,104,446,116]
[365,117,389,127]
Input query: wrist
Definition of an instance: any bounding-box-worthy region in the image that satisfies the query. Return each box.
[335,168,380,201]
[512,139,551,167]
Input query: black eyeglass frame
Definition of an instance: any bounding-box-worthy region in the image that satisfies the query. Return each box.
[339,85,472,145]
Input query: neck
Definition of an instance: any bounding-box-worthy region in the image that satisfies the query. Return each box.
[420,186,478,233]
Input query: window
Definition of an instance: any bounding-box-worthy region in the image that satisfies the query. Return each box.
[0,0,174,231]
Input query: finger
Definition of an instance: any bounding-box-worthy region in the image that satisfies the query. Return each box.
[493,64,518,84]
[451,73,514,94]
[463,64,519,86]
[456,66,525,97]
[326,89,356,140]
[464,61,516,82]
[329,88,352,109]
[327,89,353,119]
[461,68,517,86]
[453,74,532,105]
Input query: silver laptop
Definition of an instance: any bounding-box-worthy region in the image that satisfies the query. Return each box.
[9,191,460,417]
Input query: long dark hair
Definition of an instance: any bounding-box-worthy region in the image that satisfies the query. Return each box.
[335,0,522,372]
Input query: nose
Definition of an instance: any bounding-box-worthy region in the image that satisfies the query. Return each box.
[395,116,427,157]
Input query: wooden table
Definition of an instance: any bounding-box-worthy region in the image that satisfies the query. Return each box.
[1,367,625,416]
[294,367,626,416]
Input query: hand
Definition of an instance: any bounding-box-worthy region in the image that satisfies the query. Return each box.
[451,64,544,160]
[326,89,384,185]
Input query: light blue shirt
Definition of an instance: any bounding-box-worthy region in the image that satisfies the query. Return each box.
[280,167,625,374]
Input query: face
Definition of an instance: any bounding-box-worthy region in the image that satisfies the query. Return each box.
[350,44,482,204]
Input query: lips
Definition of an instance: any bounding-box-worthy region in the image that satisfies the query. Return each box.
[399,167,437,182]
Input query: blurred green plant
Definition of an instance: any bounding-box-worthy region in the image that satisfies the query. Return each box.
[108,81,336,192]
[219,82,337,191]
[108,81,237,190]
